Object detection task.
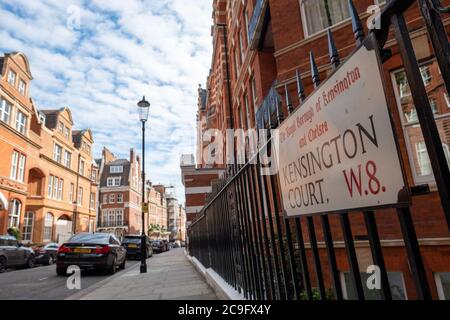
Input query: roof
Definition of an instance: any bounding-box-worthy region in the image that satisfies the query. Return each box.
[0,57,4,75]
[100,159,131,187]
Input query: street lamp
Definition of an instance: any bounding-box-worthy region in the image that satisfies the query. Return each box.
[137,96,150,274]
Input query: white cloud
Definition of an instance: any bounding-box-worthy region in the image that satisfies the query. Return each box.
[0,0,213,203]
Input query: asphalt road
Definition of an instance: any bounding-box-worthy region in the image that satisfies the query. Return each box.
[0,260,140,300]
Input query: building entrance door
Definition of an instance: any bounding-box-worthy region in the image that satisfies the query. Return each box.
[55,217,73,244]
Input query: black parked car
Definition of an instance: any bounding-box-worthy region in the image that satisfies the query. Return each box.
[0,235,35,272]
[33,243,59,265]
[56,233,126,276]
[122,235,153,259]
[151,240,166,253]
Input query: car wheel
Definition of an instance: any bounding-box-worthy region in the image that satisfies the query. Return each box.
[45,255,55,266]
[0,257,6,273]
[26,256,35,269]
[56,266,67,276]
[119,258,126,270]
[107,257,117,275]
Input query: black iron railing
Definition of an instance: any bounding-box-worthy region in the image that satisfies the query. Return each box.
[188,0,450,300]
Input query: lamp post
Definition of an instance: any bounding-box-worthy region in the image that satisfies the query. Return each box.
[137,96,150,274]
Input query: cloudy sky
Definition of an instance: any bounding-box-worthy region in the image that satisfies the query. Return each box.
[0,0,213,203]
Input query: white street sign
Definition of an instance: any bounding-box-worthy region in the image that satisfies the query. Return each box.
[277,44,408,217]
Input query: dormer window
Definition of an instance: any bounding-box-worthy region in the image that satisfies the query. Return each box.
[38,112,46,124]
[7,70,16,86]
[110,166,123,173]
[64,127,70,139]
[18,80,26,96]
[58,121,64,134]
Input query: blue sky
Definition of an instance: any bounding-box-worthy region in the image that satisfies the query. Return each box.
[0,0,213,203]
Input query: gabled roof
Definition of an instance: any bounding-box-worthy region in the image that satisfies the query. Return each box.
[40,107,74,129]
[3,52,33,79]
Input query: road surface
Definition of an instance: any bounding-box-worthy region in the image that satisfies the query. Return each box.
[0,260,140,300]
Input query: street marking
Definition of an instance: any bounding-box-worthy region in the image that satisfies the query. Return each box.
[39,277,48,281]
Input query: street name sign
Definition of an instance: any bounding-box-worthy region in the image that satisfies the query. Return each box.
[277,42,409,217]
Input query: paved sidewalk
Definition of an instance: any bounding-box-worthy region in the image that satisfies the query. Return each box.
[73,249,218,300]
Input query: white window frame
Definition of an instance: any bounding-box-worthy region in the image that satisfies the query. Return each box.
[0,98,11,124]
[434,272,450,300]
[15,110,27,134]
[69,183,75,203]
[110,166,123,173]
[53,177,59,200]
[77,187,83,206]
[53,144,62,163]
[47,175,54,199]
[90,193,95,209]
[299,0,351,38]
[57,179,64,201]
[64,150,72,168]
[8,199,21,228]
[79,159,85,176]
[22,211,34,242]
[18,79,26,96]
[43,213,53,241]
[109,194,115,204]
[17,154,25,182]
[10,151,19,180]
[7,70,16,86]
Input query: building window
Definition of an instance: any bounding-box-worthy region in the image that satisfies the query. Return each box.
[107,177,121,187]
[47,175,54,199]
[57,179,64,201]
[91,170,97,181]
[110,166,123,173]
[108,210,116,226]
[90,193,95,209]
[341,271,407,300]
[15,110,27,134]
[109,194,115,204]
[103,194,108,204]
[116,210,123,226]
[79,159,85,176]
[244,93,251,129]
[8,199,21,228]
[69,183,75,203]
[7,70,16,86]
[89,219,94,233]
[77,187,83,206]
[392,60,450,185]
[10,151,26,182]
[58,121,64,134]
[239,31,245,62]
[53,176,59,200]
[64,150,72,168]
[53,144,62,163]
[234,49,240,79]
[300,0,350,37]
[0,98,11,124]
[251,76,258,109]
[244,9,250,43]
[43,213,53,241]
[22,212,34,242]
[117,194,123,203]
[435,273,450,300]
[420,65,432,86]
[64,126,70,139]
[18,80,26,96]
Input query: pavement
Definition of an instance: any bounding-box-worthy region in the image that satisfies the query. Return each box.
[68,248,218,300]
[0,259,140,300]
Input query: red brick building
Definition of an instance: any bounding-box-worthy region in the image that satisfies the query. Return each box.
[185,0,450,299]
[96,148,143,239]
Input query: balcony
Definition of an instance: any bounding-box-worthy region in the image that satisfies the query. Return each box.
[248,0,269,50]
[98,221,127,228]
[255,84,282,129]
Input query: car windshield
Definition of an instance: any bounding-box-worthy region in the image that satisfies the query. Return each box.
[152,241,160,245]
[69,233,110,244]
[123,237,141,244]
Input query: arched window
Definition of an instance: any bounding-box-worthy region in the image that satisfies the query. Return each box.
[8,199,21,228]
[43,213,54,241]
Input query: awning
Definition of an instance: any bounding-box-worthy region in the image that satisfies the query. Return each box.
[0,192,8,211]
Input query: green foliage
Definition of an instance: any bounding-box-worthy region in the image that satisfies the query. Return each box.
[299,288,335,300]
[149,224,161,233]
[7,227,21,241]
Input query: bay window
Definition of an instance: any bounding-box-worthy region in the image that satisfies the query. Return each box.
[22,212,34,242]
